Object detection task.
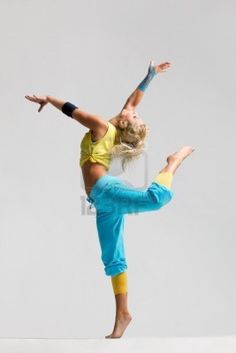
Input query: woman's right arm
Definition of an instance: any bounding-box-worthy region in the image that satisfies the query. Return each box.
[47,95,66,110]
[25,94,107,131]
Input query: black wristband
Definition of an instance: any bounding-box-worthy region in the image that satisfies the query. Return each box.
[62,102,78,117]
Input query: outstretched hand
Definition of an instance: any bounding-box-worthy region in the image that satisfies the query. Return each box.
[25,94,48,112]
[148,60,171,74]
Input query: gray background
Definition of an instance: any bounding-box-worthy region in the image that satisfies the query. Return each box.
[0,0,235,338]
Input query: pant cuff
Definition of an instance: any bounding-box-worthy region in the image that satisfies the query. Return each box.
[105,264,128,277]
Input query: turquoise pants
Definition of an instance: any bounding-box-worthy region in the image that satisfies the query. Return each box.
[86,174,173,276]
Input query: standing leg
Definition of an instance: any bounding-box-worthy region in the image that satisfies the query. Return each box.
[105,272,132,339]
[95,210,132,339]
[95,211,127,277]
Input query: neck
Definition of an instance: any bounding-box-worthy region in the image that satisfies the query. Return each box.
[108,114,120,127]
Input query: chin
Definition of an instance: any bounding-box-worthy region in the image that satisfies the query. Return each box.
[120,111,127,119]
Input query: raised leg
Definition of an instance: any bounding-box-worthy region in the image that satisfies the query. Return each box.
[152,146,194,187]
[99,146,194,215]
[159,146,195,175]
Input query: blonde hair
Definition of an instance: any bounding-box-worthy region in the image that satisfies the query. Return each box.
[110,121,149,171]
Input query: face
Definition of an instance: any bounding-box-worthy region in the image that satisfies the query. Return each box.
[119,109,144,126]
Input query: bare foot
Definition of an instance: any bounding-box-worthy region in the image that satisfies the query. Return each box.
[166,146,195,173]
[105,312,132,339]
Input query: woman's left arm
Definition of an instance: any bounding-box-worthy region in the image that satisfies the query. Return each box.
[122,60,171,110]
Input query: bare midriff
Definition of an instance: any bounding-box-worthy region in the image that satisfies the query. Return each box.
[81,159,108,197]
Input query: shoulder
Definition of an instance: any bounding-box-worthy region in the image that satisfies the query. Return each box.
[107,121,117,132]
[91,121,116,142]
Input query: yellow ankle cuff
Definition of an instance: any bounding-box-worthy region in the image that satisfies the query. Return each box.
[111,272,128,295]
[154,171,173,189]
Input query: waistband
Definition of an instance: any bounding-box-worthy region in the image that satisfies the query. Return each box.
[86,174,122,207]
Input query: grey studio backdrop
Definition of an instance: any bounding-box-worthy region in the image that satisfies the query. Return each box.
[0,0,235,339]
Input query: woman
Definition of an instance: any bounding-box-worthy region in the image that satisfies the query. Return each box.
[25,60,194,339]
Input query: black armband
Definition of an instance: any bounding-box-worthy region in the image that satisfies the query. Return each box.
[61,102,78,117]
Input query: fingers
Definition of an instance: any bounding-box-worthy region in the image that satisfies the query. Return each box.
[25,95,33,101]
[33,94,41,103]
[160,63,171,69]
[158,62,172,73]
[25,94,44,112]
[164,62,171,68]
[150,60,172,74]
[25,95,37,102]
[159,62,171,66]
[25,94,43,105]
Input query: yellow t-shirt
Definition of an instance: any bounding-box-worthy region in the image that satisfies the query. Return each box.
[79,121,117,170]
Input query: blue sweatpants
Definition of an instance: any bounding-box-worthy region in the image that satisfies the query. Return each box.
[86,174,174,277]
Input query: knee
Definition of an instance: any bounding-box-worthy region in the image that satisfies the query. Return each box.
[148,183,174,210]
